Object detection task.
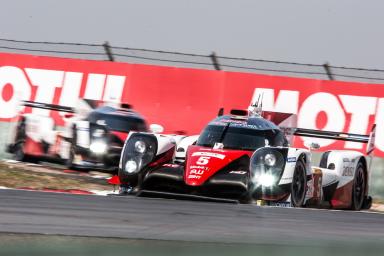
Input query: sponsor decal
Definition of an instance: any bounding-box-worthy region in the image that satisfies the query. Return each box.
[188,167,206,180]
[342,166,354,176]
[229,170,247,175]
[189,165,208,170]
[269,201,292,208]
[163,163,180,168]
[287,157,296,163]
[190,169,204,175]
[187,175,201,179]
[257,200,291,208]
[192,152,226,159]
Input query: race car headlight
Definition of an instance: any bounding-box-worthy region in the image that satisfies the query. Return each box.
[90,141,107,154]
[250,148,286,188]
[259,173,275,187]
[134,140,146,153]
[124,160,138,174]
[119,134,158,178]
[264,153,276,167]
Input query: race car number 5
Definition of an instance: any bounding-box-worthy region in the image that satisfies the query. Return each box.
[196,156,210,165]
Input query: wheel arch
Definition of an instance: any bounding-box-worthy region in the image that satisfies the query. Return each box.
[296,150,311,175]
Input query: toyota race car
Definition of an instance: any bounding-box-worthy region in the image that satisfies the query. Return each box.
[114,101,376,210]
[7,100,161,171]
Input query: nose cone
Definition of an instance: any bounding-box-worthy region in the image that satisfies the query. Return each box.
[184,145,249,186]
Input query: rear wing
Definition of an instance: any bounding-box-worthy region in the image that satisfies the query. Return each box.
[22,99,133,114]
[23,101,74,113]
[293,125,376,155]
[21,99,100,118]
[294,128,369,143]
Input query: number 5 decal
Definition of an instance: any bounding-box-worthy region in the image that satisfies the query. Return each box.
[196,156,210,165]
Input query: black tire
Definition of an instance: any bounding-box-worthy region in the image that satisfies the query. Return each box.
[362,196,372,210]
[350,162,366,211]
[65,126,77,169]
[13,122,27,162]
[14,141,26,161]
[291,160,307,207]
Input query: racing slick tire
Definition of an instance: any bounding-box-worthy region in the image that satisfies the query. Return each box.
[14,141,26,162]
[350,162,367,211]
[13,121,29,162]
[362,196,372,210]
[291,159,307,207]
[65,126,77,170]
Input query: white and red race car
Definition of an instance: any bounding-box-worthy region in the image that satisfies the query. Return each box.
[115,103,376,210]
[7,100,160,171]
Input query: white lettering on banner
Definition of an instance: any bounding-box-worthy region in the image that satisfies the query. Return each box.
[298,92,345,147]
[59,72,83,109]
[250,88,383,151]
[375,99,384,151]
[25,68,64,116]
[0,66,31,118]
[252,88,299,114]
[103,75,125,102]
[339,95,377,149]
[84,74,106,100]
[0,66,126,118]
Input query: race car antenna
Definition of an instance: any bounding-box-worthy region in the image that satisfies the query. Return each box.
[248,93,263,117]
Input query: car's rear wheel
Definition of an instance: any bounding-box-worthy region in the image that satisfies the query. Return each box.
[14,141,26,162]
[291,160,307,207]
[350,162,366,211]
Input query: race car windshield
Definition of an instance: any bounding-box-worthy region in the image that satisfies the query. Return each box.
[197,124,285,151]
[103,116,147,132]
[88,112,147,132]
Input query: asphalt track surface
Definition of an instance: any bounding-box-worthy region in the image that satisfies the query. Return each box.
[0,189,383,248]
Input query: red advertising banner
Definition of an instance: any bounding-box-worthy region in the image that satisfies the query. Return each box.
[0,52,383,156]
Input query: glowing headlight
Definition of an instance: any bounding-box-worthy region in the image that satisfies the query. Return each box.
[134,140,146,153]
[259,173,275,187]
[92,129,105,138]
[264,153,277,167]
[90,141,107,154]
[124,160,138,174]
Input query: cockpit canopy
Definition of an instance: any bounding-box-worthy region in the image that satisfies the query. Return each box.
[196,116,288,151]
[87,106,147,132]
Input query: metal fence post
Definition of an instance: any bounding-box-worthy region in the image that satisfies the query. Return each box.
[323,62,334,80]
[103,41,115,61]
[210,52,221,70]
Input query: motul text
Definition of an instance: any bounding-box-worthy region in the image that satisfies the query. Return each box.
[0,52,383,156]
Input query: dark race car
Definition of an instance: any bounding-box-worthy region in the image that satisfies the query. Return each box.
[7,100,160,172]
[114,104,375,210]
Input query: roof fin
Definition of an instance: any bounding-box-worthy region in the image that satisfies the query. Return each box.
[248,93,263,117]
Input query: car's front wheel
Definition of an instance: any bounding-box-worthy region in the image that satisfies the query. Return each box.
[291,160,307,207]
[350,162,366,211]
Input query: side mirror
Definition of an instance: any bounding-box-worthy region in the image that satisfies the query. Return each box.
[149,124,164,134]
[304,141,321,151]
